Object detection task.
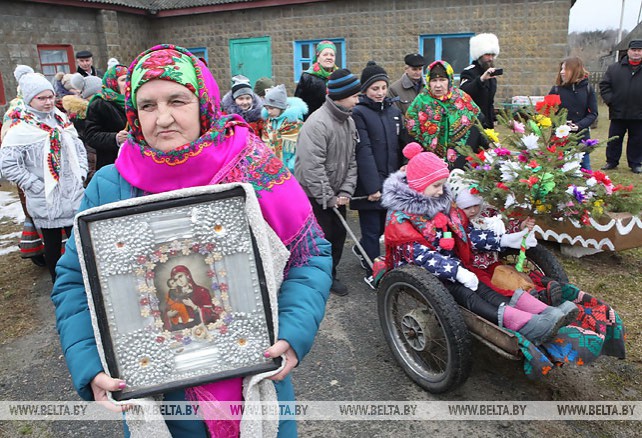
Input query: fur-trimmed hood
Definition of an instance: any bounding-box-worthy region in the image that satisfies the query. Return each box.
[261,96,308,122]
[381,170,453,219]
[61,95,89,119]
[221,90,264,122]
[469,33,500,60]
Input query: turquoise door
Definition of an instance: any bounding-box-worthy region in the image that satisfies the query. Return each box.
[229,37,272,85]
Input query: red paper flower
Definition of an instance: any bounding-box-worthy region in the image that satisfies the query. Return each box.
[519,176,540,188]
[581,211,591,225]
[466,155,479,168]
[546,94,562,106]
[535,94,561,116]
[527,159,540,169]
[591,170,611,186]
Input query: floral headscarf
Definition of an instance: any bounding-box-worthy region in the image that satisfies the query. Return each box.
[116,44,320,264]
[305,40,338,80]
[130,50,198,109]
[406,60,481,161]
[91,64,128,109]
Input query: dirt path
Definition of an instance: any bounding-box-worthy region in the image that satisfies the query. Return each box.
[1,255,640,437]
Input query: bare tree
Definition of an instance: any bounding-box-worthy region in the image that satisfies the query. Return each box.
[568,29,626,70]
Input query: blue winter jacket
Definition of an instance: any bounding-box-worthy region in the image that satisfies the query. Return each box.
[350,95,405,211]
[51,165,332,437]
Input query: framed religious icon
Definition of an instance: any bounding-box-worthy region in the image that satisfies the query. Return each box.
[76,185,281,401]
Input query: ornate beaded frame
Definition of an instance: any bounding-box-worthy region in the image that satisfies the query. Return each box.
[77,186,279,400]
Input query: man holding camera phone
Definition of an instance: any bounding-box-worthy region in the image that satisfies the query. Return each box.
[460,33,501,129]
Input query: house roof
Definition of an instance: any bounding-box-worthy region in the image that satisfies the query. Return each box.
[32,0,571,16]
[616,20,642,51]
[27,0,324,15]
[61,0,255,11]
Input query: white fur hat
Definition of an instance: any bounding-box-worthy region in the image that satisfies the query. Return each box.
[107,58,120,69]
[469,33,500,60]
[14,65,54,105]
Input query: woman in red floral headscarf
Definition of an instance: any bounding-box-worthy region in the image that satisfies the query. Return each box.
[406,60,487,169]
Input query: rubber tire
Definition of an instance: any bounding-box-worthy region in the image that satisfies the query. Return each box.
[500,245,569,283]
[377,265,472,394]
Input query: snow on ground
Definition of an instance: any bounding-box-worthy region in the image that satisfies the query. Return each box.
[0,245,19,256]
[0,190,24,255]
[0,232,21,239]
[0,190,25,223]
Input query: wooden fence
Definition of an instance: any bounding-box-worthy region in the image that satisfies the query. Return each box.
[589,71,605,103]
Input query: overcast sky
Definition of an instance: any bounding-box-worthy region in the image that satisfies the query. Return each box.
[569,0,642,32]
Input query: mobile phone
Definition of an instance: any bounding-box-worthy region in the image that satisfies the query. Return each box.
[489,68,503,77]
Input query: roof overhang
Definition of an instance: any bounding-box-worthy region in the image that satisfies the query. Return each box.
[22,0,331,17]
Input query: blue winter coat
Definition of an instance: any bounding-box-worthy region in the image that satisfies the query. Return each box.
[51,165,332,437]
[350,95,405,210]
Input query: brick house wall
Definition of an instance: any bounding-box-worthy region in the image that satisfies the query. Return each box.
[0,0,571,117]
[0,0,152,116]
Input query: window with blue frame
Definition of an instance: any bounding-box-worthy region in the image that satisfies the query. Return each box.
[188,47,208,66]
[293,38,345,82]
[420,33,474,79]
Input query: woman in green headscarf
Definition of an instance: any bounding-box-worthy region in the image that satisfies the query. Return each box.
[83,64,128,171]
[294,40,338,119]
[406,60,487,169]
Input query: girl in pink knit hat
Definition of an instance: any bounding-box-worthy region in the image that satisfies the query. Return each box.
[380,143,578,346]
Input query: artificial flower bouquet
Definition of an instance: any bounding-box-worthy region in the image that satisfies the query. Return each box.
[457,94,636,226]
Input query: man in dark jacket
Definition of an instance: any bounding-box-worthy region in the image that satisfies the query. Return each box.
[388,53,425,116]
[599,40,642,173]
[295,69,360,296]
[75,50,103,78]
[460,33,501,129]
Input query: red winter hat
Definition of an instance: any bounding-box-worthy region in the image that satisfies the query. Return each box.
[404,142,449,193]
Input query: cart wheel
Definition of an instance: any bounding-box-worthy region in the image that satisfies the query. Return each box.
[378,265,472,393]
[501,245,569,283]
